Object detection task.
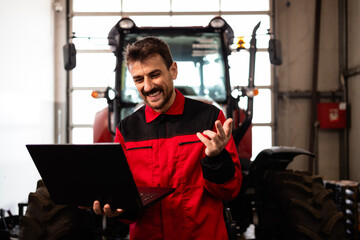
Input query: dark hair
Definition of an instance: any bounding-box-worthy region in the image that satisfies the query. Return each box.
[124,36,174,69]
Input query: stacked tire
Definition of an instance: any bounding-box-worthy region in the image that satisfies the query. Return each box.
[255,170,345,240]
[19,180,129,240]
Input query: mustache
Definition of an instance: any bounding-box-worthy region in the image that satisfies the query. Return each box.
[142,87,162,96]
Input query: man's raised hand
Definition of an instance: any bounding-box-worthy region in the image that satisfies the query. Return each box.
[196,118,233,157]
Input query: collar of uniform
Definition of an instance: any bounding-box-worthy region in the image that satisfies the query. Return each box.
[145,88,185,123]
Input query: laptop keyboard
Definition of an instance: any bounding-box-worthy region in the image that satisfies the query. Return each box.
[140,192,158,204]
[137,186,175,207]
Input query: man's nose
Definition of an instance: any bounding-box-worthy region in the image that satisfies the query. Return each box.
[143,77,153,92]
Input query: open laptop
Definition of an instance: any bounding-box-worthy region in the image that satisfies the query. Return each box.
[26,143,175,216]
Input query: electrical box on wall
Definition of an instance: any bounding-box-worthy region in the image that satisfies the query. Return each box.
[317,102,347,129]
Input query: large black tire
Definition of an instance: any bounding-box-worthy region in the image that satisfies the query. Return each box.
[19,180,129,240]
[255,170,345,240]
[19,180,102,240]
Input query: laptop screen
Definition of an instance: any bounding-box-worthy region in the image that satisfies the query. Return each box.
[26,143,142,210]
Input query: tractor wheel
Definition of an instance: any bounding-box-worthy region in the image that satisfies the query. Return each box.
[19,180,102,240]
[255,170,345,240]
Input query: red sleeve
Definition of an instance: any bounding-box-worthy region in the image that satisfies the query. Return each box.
[202,111,243,201]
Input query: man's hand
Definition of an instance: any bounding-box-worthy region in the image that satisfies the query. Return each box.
[196,118,233,157]
[93,200,124,218]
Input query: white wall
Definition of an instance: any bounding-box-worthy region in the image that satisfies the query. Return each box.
[0,0,54,213]
[348,0,360,181]
[276,0,360,182]
[276,0,341,180]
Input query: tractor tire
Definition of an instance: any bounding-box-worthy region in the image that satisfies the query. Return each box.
[255,170,345,240]
[19,180,102,240]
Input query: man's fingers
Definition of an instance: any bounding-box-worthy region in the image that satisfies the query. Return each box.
[197,118,233,157]
[197,132,210,143]
[103,204,113,215]
[197,121,231,144]
[223,118,233,137]
[103,204,124,217]
[215,119,233,139]
[93,200,102,215]
[116,208,124,214]
[202,130,217,139]
[93,202,124,218]
[214,120,225,138]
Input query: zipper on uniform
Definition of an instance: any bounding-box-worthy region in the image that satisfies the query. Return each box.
[178,140,201,146]
[127,146,152,150]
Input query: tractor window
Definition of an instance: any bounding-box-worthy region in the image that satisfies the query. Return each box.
[122,33,226,104]
[69,0,273,160]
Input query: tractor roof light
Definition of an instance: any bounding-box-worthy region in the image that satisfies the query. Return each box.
[209,17,234,51]
[118,18,135,30]
[209,17,226,29]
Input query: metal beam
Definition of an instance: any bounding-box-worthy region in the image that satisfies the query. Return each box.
[277,90,343,99]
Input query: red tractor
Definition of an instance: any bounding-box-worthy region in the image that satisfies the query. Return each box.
[90,17,345,239]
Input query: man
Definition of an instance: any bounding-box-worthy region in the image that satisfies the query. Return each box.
[93,36,242,240]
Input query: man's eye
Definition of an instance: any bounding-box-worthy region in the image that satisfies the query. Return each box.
[134,78,143,83]
[151,73,160,78]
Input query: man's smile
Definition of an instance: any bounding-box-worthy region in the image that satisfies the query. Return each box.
[146,90,161,97]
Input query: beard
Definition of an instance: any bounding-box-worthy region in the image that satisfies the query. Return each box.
[141,85,173,111]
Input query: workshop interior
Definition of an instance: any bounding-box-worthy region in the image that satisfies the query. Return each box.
[1,0,360,239]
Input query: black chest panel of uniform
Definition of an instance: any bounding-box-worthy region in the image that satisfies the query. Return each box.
[120,98,220,142]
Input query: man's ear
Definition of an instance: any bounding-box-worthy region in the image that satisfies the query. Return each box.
[170,62,178,80]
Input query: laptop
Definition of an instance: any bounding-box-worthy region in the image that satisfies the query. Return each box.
[26,143,175,216]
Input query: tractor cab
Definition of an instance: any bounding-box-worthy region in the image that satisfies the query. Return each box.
[93,16,252,160]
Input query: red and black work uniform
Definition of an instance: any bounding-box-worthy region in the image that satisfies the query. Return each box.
[114,89,242,240]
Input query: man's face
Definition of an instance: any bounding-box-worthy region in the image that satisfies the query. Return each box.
[128,54,178,113]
